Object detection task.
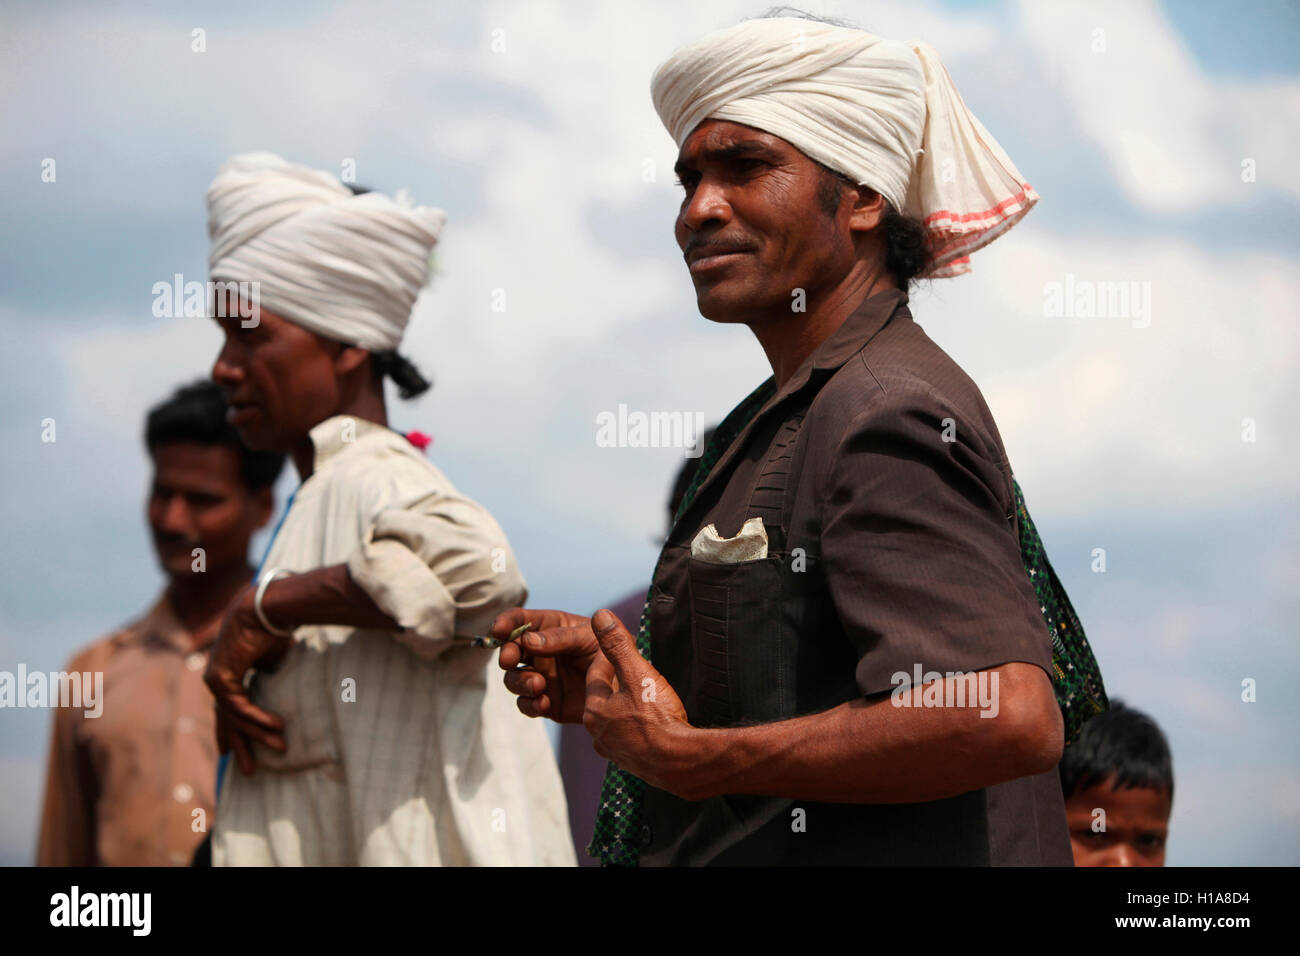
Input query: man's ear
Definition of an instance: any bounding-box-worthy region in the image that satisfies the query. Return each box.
[847,186,888,233]
[335,344,371,378]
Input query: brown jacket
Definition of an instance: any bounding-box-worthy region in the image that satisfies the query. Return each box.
[642,288,1072,865]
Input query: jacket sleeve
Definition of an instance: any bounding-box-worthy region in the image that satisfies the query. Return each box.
[817,378,1053,697]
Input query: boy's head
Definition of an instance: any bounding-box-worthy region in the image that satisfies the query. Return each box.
[1059,699,1174,866]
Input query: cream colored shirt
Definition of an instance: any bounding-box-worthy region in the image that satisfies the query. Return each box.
[212,415,575,866]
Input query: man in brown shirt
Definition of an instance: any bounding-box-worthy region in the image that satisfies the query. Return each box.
[493,16,1078,865]
[37,380,283,865]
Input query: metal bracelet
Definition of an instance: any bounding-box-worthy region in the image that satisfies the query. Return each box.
[254,568,296,637]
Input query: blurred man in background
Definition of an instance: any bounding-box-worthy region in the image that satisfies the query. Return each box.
[37,380,284,865]
[1061,700,1174,866]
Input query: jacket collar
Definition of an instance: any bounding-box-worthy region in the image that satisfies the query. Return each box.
[810,287,908,372]
[678,287,911,528]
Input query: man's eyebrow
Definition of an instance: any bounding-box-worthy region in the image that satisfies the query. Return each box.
[155,479,226,498]
[674,141,782,176]
[186,486,228,498]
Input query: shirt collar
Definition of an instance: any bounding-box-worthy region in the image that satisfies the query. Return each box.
[308,415,393,473]
[122,591,197,654]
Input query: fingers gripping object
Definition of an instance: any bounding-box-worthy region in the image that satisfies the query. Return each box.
[461,622,532,649]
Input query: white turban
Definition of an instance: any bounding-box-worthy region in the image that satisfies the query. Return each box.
[651,18,1037,277]
[207,152,446,351]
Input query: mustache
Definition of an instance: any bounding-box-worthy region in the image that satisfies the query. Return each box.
[154,532,200,549]
[683,237,757,261]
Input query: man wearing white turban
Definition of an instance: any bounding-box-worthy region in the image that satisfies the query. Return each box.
[202,153,575,866]
[494,13,1105,866]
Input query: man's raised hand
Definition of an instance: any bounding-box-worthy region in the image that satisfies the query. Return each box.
[582,609,694,795]
[492,608,601,724]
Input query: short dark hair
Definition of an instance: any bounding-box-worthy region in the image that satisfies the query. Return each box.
[1059,699,1174,806]
[145,380,286,489]
[815,164,932,290]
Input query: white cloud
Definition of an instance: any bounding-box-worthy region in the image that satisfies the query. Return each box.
[1016,0,1300,210]
[903,223,1300,521]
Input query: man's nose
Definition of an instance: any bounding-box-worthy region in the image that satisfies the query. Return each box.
[157,495,194,537]
[1109,843,1140,868]
[211,338,244,386]
[678,179,732,235]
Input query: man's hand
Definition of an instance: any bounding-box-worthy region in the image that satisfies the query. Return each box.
[582,609,696,797]
[492,608,601,724]
[204,587,289,776]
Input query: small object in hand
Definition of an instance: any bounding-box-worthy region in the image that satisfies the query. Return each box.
[466,622,532,649]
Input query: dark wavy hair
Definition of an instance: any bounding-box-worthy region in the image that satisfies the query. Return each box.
[816,165,932,290]
[755,5,858,28]
[371,351,433,400]
[145,380,286,489]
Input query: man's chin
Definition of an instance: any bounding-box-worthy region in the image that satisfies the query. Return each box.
[232,421,280,452]
[156,553,199,576]
[693,285,756,324]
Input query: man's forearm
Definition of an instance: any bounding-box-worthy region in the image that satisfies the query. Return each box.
[258,564,397,632]
[671,663,1062,803]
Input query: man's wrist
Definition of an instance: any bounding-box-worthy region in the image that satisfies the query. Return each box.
[254,568,297,636]
[661,722,736,802]
[250,564,399,633]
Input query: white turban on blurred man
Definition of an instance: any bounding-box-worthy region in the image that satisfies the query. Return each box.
[207,152,446,351]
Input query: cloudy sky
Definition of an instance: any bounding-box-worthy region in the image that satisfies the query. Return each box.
[1,0,1297,866]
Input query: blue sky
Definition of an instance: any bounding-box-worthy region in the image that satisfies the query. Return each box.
[1,0,1297,865]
